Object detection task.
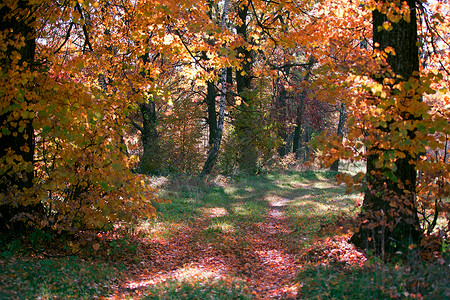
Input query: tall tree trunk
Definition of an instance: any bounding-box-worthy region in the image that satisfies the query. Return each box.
[206,81,218,146]
[277,86,290,157]
[293,56,315,160]
[351,0,422,257]
[131,53,161,174]
[199,0,230,178]
[234,4,258,173]
[292,105,302,158]
[135,100,160,174]
[330,103,346,172]
[0,1,41,233]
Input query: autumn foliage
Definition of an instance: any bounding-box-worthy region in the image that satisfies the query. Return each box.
[0,0,449,262]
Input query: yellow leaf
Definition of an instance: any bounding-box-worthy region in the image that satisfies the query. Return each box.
[382,22,393,31]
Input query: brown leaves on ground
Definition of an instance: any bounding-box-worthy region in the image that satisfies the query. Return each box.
[102,204,366,299]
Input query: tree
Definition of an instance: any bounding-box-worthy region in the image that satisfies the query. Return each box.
[350,0,423,257]
[200,0,231,178]
[330,103,346,172]
[310,0,449,258]
[0,0,170,235]
[233,1,259,173]
[0,0,41,232]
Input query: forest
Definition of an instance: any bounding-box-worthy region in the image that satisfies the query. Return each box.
[0,0,449,298]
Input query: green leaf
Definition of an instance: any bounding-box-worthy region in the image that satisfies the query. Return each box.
[111,163,122,171]
[99,181,111,192]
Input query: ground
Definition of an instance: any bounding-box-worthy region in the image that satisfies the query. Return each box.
[0,170,448,299]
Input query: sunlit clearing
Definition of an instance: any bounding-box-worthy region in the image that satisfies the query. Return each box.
[201,207,228,218]
[311,181,335,189]
[255,249,291,269]
[291,200,333,215]
[265,195,291,207]
[138,222,188,241]
[147,175,169,189]
[232,202,252,215]
[245,186,255,193]
[124,260,228,290]
[208,221,234,233]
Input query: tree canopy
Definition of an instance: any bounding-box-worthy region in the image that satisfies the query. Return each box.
[1,0,449,256]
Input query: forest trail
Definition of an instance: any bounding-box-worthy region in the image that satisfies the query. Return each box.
[109,196,304,299]
[102,171,370,300]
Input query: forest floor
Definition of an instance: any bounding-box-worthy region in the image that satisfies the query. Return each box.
[1,170,449,299]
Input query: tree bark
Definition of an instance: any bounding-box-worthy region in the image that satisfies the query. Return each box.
[234,4,258,174]
[292,103,302,158]
[206,81,218,146]
[136,100,160,174]
[350,0,422,257]
[199,0,230,178]
[276,86,290,157]
[0,1,41,233]
[330,103,346,172]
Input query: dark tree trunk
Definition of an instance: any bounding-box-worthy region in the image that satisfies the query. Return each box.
[235,4,258,173]
[293,56,314,160]
[0,1,41,233]
[330,103,346,172]
[136,100,160,174]
[277,87,290,157]
[206,81,218,146]
[350,0,422,257]
[292,111,302,158]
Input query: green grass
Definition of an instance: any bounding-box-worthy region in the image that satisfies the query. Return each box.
[297,259,450,299]
[0,256,125,299]
[142,279,253,299]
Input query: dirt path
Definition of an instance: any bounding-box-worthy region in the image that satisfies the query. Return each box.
[109,197,305,299]
[243,198,300,298]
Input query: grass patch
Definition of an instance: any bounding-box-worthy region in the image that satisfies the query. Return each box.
[0,256,125,299]
[142,278,253,299]
[297,258,450,299]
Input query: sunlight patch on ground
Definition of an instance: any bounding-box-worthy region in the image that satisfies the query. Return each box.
[207,221,234,233]
[327,193,363,207]
[124,259,229,291]
[255,249,290,270]
[232,203,252,215]
[265,195,291,207]
[147,175,170,189]
[212,175,231,188]
[200,207,228,218]
[276,181,313,189]
[268,209,286,220]
[311,181,335,189]
[255,220,292,234]
[245,186,255,193]
[291,200,333,215]
[252,249,299,298]
[223,186,238,195]
[139,222,189,240]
